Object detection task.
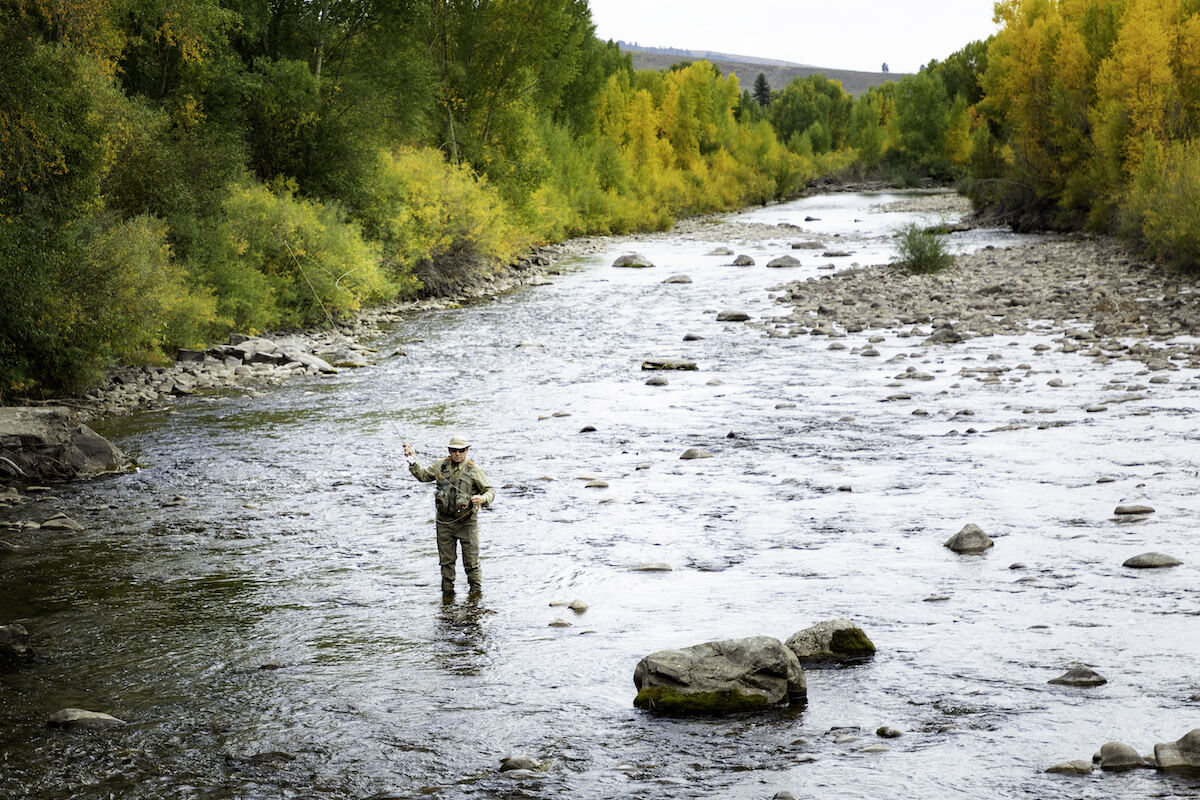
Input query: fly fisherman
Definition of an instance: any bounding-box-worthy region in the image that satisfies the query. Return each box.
[403,435,495,596]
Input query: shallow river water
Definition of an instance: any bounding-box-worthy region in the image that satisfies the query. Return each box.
[3,192,1199,799]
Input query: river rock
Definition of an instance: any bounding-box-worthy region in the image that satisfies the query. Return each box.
[39,513,84,531]
[613,253,654,268]
[679,448,713,460]
[1123,552,1182,568]
[662,275,693,284]
[500,755,543,772]
[876,726,903,738]
[630,563,673,572]
[633,635,807,714]
[924,327,964,345]
[1114,504,1155,515]
[47,708,127,729]
[716,310,751,321]
[642,358,698,371]
[944,523,994,554]
[1154,729,1200,775]
[767,255,802,268]
[0,407,130,482]
[731,255,755,266]
[1097,741,1146,771]
[0,623,35,661]
[645,375,669,386]
[1046,760,1094,775]
[706,247,734,256]
[785,619,876,665]
[1048,664,1107,686]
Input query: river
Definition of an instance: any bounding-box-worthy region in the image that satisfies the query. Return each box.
[2,191,1198,799]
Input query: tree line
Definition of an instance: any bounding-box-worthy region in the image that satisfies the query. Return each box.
[2,0,1196,399]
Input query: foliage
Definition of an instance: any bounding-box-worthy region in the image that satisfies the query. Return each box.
[770,74,852,155]
[354,147,522,295]
[973,0,1200,263]
[3,0,1019,399]
[891,223,955,274]
[1125,137,1200,270]
[194,180,393,332]
[753,72,771,107]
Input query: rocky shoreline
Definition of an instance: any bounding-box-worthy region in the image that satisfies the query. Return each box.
[8,188,1200,477]
[19,248,561,426]
[758,230,1200,374]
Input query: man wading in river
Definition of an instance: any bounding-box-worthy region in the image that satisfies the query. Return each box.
[403,436,495,596]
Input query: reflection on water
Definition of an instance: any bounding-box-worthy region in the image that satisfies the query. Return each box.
[2,192,1199,799]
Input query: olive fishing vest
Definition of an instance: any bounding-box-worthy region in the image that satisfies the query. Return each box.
[433,458,479,520]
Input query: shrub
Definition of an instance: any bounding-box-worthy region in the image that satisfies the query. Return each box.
[195,180,393,332]
[1124,138,1200,271]
[355,147,523,296]
[892,223,955,273]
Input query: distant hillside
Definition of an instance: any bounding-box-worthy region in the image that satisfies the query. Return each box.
[620,43,908,97]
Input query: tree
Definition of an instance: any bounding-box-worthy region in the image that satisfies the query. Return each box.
[753,72,771,106]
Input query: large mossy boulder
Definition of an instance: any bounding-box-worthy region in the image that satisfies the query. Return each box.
[633,635,806,715]
[785,619,876,665]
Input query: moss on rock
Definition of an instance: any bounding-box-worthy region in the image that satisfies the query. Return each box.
[633,686,771,715]
[829,627,876,657]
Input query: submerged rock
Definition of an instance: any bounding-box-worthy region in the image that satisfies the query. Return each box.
[630,563,673,572]
[47,708,127,729]
[0,623,35,662]
[1048,664,1107,687]
[662,274,693,284]
[944,523,994,554]
[1046,760,1094,775]
[612,253,654,268]
[785,619,876,665]
[1123,552,1182,568]
[716,310,751,322]
[39,513,84,531]
[679,448,713,460]
[731,255,756,266]
[642,358,698,371]
[500,755,543,772]
[633,635,807,714]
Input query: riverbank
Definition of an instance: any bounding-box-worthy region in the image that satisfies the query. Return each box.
[26,188,1200,425]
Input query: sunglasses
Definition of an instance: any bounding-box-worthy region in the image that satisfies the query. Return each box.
[448,447,468,453]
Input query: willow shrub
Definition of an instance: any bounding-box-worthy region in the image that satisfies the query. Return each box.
[195,180,393,332]
[1125,138,1200,271]
[356,147,523,296]
[892,223,955,274]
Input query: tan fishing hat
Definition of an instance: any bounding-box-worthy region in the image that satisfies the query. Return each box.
[447,435,470,449]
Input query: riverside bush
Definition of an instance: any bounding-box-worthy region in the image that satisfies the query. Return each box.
[356,147,522,296]
[1126,139,1200,271]
[196,181,392,331]
[892,223,955,274]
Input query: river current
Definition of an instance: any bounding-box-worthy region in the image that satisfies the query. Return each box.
[2,192,1198,799]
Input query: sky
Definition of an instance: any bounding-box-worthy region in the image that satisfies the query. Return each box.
[589,0,1001,74]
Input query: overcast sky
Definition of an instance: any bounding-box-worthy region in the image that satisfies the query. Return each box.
[589,0,1001,74]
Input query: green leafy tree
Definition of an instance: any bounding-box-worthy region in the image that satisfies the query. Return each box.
[769,74,851,155]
